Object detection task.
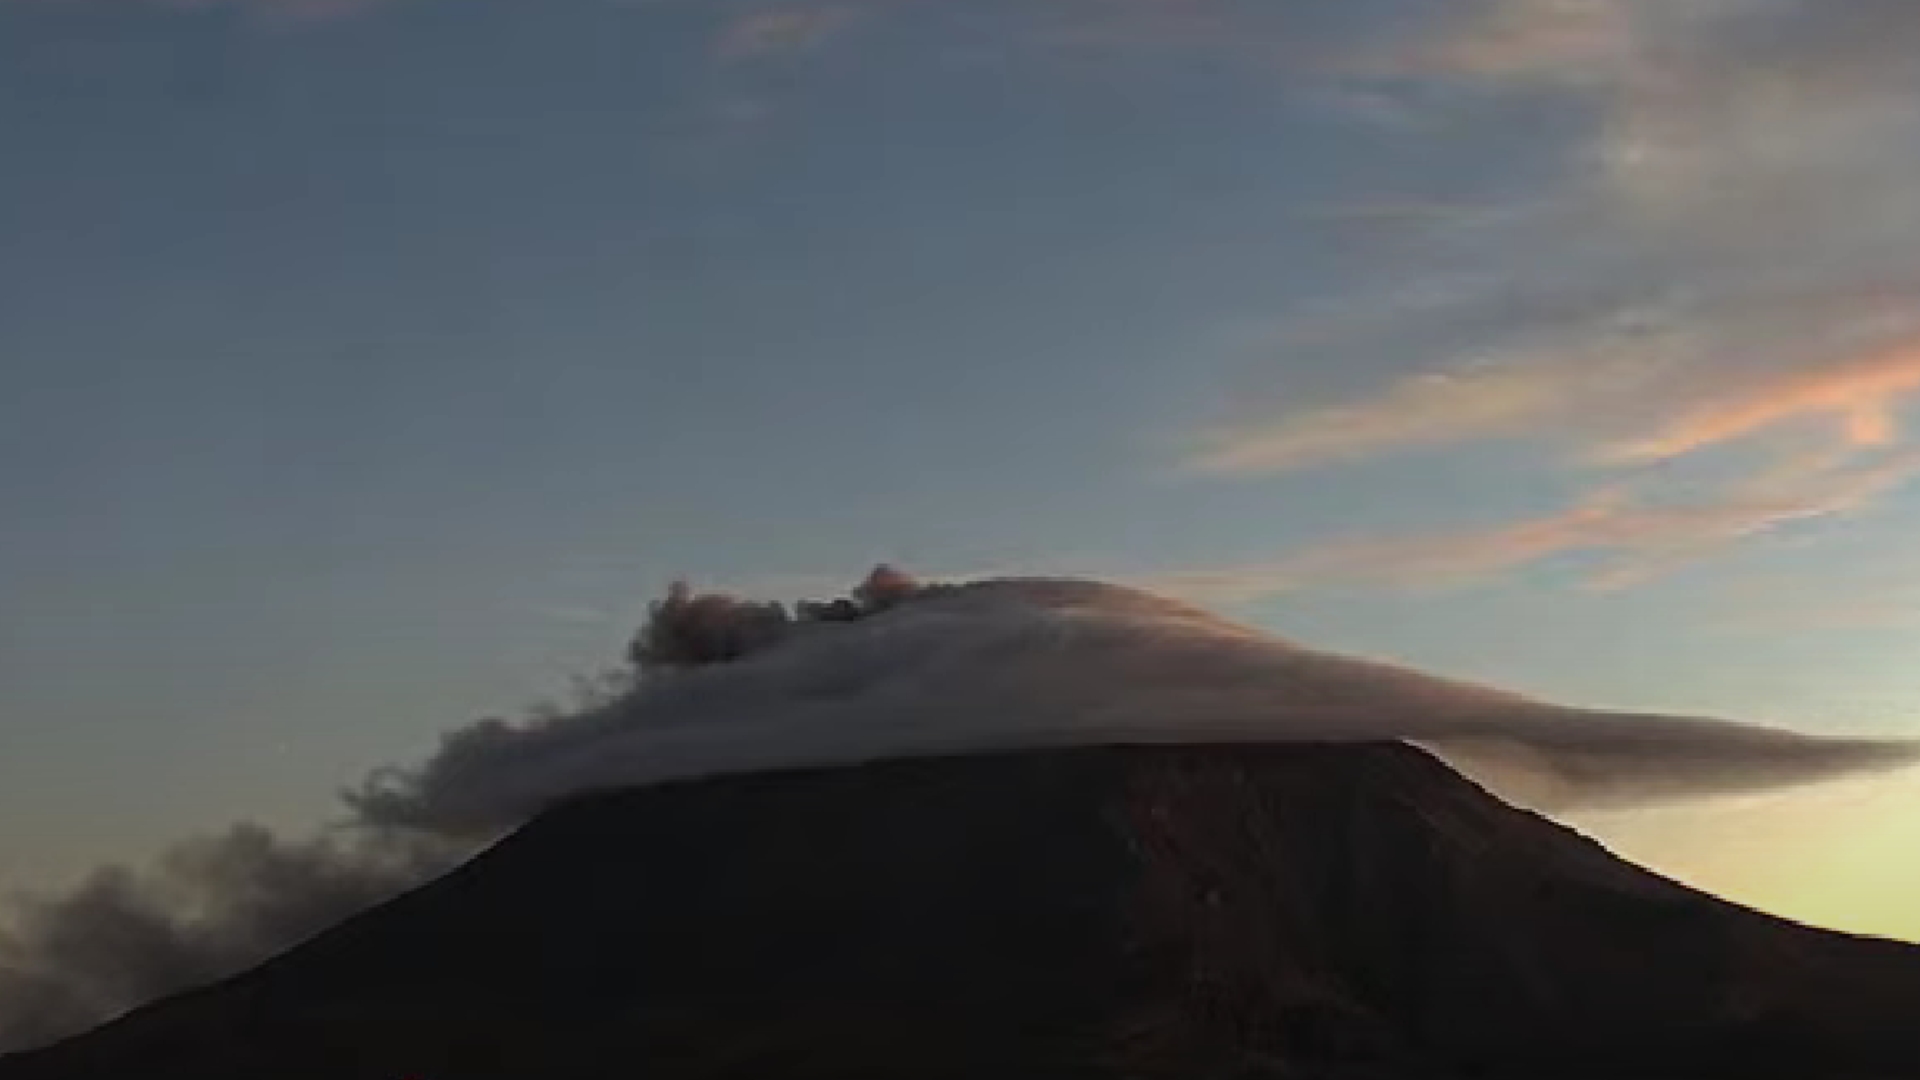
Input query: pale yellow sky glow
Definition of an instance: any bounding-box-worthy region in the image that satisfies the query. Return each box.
[1576,770,1920,943]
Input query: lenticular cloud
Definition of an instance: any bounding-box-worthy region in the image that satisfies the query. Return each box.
[6,569,1914,1053]
[355,572,1920,834]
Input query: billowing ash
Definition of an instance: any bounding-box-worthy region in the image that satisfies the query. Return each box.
[5,567,1913,1052]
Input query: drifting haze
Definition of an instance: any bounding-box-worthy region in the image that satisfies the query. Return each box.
[4,569,1912,1051]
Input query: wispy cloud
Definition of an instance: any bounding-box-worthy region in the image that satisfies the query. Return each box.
[1193,329,1920,476]
[1600,343,1920,464]
[714,3,862,61]
[1158,448,1920,603]
[1179,0,1920,592]
[1392,0,1639,84]
[1187,347,1664,475]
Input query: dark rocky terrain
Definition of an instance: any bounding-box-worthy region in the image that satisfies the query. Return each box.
[5,741,1918,1079]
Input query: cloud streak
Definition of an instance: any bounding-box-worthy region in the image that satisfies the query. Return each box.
[1193,326,1920,478]
[1600,343,1920,464]
[1187,348,1664,475]
[1181,0,1920,592]
[1162,448,1920,601]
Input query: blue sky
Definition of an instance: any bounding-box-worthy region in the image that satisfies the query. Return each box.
[6,0,1920,931]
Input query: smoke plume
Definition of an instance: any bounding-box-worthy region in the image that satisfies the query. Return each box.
[4,567,1914,1052]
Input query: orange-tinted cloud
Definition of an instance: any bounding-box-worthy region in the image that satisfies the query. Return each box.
[1174,0,1920,594]
[1186,353,1659,474]
[1599,343,1920,463]
[1154,449,1920,603]
[1402,0,1637,84]
[1192,331,1920,477]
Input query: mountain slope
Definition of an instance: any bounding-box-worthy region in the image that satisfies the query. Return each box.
[4,742,1918,1079]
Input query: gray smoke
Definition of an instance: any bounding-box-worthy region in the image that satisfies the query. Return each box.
[0,567,933,1052]
[350,571,1918,834]
[0,823,459,1052]
[4,568,1915,1053]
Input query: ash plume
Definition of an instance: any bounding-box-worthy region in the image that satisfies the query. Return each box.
[5,566,1914,1053]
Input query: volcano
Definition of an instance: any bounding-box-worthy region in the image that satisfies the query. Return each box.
[4,741,1918,1079]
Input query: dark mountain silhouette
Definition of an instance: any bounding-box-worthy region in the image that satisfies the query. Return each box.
[4,742,1918,1079]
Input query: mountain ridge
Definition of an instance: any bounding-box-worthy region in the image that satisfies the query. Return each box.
[5,740,1918,1079]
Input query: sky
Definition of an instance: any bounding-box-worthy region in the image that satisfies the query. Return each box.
[4,0,1920,939]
